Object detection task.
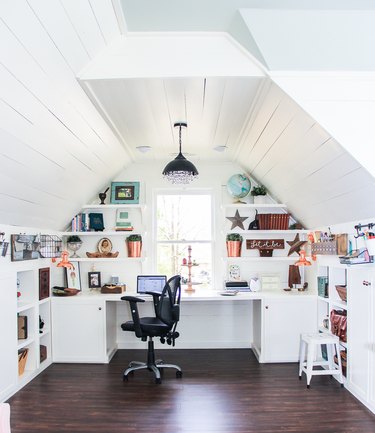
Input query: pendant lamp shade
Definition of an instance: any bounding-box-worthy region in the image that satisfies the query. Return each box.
[162,122,198,184]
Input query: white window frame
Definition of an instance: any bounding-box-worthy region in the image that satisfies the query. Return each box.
[152,188,215,286]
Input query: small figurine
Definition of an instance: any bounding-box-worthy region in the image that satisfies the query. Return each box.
[99,187,109,205]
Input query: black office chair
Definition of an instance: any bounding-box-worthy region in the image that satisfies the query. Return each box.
[120,275,182,384]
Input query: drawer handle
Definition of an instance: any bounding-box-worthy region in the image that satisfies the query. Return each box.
[98,307,102,311]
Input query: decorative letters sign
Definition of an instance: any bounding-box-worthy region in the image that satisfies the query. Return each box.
[246,239,285,250]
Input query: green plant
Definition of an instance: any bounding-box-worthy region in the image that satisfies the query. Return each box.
[251,185,267,196]
[126,234,142,242]
[226,233,243,242]
[67,235,82,243]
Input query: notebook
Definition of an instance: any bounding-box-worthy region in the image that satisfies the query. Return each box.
[136,275,167,295]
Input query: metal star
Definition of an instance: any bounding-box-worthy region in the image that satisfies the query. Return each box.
[227,210,248,230]
[287,234,307,256]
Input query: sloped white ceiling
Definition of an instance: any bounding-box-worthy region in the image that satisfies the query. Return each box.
[0,0,129,230]
[0,0,374,231]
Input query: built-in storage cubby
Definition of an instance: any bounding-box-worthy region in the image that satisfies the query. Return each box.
[1,264,53,402]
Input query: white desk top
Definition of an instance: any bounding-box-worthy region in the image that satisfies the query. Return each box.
[52,288,316,302]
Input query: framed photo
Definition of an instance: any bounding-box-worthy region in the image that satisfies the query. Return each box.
[88,272,101,289]
[98,237,112,254]
[110,182,140,204]
[65,262,81,291]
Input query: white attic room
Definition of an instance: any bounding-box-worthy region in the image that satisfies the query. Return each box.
[1,1,375,432]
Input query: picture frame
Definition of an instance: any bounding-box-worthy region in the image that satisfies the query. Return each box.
[110,182,140,204]
[88,271,101,289]
[65,262,81,291]
[98,237,112,254]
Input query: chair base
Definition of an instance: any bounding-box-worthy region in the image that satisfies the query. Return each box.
[123,338,182,384]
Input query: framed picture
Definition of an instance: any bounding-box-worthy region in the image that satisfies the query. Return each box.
[98,237,112,254]
[65,262,81,291]
[88,272,101,289]
[110,182,140,204]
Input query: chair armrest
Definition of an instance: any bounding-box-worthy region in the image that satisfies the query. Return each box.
[121,296,145,303]
[145,291,161,313]
[121,296,145,338]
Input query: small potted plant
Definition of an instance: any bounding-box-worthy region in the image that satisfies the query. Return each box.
[226,233,243,257]
[251,185,267,204]
[67,235,82,258]
[126,234,142,257]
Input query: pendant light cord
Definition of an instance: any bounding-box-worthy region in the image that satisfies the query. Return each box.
[179,124,182,154]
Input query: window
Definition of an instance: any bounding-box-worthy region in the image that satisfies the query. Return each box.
[155,192,212,287]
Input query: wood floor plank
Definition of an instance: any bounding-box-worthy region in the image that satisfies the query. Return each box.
[7,349,375,433]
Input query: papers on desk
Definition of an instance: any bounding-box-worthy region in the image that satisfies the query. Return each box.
[220,290,239,296]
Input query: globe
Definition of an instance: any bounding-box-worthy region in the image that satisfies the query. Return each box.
[227,174,251,200]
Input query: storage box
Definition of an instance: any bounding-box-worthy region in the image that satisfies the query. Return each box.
[317,276,328,298]
[100,284,126,294]
[18,348,29,375]
[17,316,28,339]
[335,285,347,302]
[40,345,47,363]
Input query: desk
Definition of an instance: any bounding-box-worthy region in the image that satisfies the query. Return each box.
[51,290,316,364]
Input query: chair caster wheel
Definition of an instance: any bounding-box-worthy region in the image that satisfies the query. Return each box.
[298,376,301,380]
[307,384,310,389]
[123,375,128,382]
[155,378,162,384]
[176,371,182,379]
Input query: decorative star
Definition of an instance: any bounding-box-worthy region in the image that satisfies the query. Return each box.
[287,234,307,256]
[226,210,248,230]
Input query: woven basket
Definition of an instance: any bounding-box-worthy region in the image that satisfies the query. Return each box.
[18,348,29,376]
[335,285,347,302]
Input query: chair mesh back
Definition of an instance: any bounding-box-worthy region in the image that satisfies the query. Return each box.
[157,275,181,326]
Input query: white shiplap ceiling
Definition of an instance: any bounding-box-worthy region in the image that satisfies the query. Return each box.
[0,0,374,230]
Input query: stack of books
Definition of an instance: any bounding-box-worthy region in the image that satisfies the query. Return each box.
[115,210,133,232]
[225,281,250,291]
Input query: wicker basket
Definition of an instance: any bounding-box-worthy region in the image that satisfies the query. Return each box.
[18,348,29,376]
[335,285,347,302]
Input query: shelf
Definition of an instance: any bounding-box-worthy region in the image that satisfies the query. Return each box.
[17,337,35,350]
[81,204,145,210]
[39,298,50,306]
[69,257,145,263]
[224,256,301,262]
[63,231,135,236]
[227,230,310,235]
[317,296,329,303]
[17,302,35,313]
[223,203,287,209]
[330,299,348,310]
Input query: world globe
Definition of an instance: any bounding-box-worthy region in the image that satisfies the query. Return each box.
[227,174,251,199]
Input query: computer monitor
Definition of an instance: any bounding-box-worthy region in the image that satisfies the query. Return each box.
[136,275,167,295]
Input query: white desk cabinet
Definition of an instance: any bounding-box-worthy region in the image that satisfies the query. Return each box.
[52,298,107,363]
[261,295,317,363]
[347,268,375,412]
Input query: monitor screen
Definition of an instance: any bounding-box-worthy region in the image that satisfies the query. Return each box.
[137,275,167,295]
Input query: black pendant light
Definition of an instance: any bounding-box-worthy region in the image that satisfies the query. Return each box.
[162,122,198,184]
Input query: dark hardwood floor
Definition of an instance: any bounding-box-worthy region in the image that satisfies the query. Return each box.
[7,349,375,433]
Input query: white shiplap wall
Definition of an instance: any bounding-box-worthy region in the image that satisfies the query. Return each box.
[0,1,130,230]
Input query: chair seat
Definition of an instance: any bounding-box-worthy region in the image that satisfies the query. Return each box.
[121,317,171,337]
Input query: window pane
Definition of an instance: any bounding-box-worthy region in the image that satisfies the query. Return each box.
[156,193,212,287]
[156,243,211,287]
[157,195,211,241]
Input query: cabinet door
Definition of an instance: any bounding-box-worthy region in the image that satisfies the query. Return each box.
[52,300,105,363]
[347,269,372,402]
[263,297,317,362]
[0,272,17,401]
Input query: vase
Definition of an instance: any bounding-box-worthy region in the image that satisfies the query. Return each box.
[226,241,242,257]
[67,241,82,258]
[127,241,142,257]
